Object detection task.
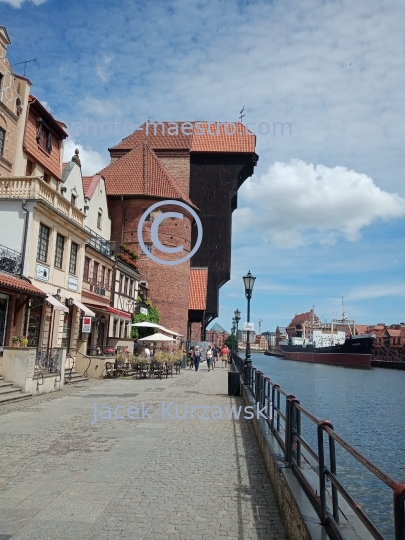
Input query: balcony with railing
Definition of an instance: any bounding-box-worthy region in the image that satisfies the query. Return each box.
[0,244,22,275]
[85,226,112,257]
[0,176,85,227]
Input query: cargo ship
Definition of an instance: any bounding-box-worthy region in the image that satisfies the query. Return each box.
[279,306,374,368]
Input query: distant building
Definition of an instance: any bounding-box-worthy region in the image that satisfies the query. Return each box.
[365,323,405,361]
[262,331,276,348]
[206,322,229,347]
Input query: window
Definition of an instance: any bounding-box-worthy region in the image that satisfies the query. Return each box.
[120,274,124,293]
[83,257,90,281]
[119,320,124,338]
[113,318,118,337]
[142,209,151,222]
[101,266,106,287]
[36,121,52,153]
[54,234,65,269]
[37,224,50,262]
[97,210,102,229]
[43,173,51,184]
[71,193,77,206]
[0,128,5,156]
[93,261,99,282]
[129,279,134,297]
[106,268,111,289]
[145,243,152,253]
[69,242,78,275]
[26,160,34,176]
[16,97,22,117]
[125,277,129,296]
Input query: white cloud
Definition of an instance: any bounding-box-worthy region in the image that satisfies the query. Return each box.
[63,140,108,177]
[235,160,405,247]
[0,0,47,7]
[346,284,405,301]
[96,54,114,83]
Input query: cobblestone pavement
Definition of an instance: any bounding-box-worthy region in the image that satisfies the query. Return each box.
[0,363,287,540]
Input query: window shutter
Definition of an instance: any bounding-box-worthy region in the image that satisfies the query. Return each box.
[47,131,52,153]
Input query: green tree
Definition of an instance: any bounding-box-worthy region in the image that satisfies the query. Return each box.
[225,334,237,348]
[131,298,160,339]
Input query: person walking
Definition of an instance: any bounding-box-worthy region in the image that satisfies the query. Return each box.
[220,345,230,369]
[193,346,202,372]
[144,346,151,359]
[206,345,213,371]
[188,348,194,370]
[212,346,219,370]
[133,338,139,356]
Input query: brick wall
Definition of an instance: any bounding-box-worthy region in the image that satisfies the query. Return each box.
[155,152,190,195]
[108,197,192,337]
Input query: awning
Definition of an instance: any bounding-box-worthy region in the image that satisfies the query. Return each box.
[107,307,132,319]
[45,294,68,313]
[73,299,95,316]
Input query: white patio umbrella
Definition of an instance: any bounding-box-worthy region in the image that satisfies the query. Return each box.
[131,321,183,337]
[138,333,176,342]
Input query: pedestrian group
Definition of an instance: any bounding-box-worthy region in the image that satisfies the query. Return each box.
[188,344,230,372]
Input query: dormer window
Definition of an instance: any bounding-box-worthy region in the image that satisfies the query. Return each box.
[71,193,77,206]
[36,119,52,153]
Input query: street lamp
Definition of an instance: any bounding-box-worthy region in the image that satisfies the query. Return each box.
[234,308,241,351]
[243,270,256,365]
[231,318,236,360]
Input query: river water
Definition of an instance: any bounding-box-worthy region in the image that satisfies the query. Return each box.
[250,352,405,539]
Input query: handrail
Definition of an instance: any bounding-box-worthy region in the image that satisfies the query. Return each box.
[233,353,405,540]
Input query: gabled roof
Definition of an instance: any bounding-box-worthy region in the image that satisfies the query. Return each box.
[0,273,46,297]
[287,311,319,329]
[0,26,11,45]
[99,142,196,208]
[82,174,103,200]
[188,268,208,311]
[209,322,228,334]
[110,121,256,154]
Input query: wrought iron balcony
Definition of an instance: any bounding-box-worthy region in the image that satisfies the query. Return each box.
[85,226,112,256]
[0,244,22,275]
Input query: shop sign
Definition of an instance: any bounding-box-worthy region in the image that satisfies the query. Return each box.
[36,264,50,282]
[68,276,78,291]
[82,316,92,333]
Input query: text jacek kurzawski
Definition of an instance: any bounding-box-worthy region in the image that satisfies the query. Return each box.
[91,402,270,424]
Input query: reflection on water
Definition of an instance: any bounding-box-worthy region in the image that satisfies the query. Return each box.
[250,352,405,539]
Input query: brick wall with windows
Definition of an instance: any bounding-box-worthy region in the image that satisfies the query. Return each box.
[108,197,192,337]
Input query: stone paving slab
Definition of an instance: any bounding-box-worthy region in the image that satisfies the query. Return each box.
[0,365,286,539]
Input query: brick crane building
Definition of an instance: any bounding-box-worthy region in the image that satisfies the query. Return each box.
[100,122,258,342]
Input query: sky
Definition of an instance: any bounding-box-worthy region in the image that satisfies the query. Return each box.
[2,0,404,332]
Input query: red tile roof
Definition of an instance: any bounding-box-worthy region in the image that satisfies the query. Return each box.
[188,268,208,310]
[110,121,256,153]
[82,175,102,199]
[99,142,196,207]
[287,311,319,329]
[0,273,46,296]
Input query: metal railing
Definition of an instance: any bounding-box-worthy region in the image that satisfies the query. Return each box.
[35,348,62,391]
[85,226,112,256]
[233,354,405,540]
[0,244,22,275]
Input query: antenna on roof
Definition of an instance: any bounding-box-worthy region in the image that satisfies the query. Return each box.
[14,58,37,77]
[239,106,245,123]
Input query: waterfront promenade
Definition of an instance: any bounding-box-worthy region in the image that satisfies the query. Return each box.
[0,365,286,540]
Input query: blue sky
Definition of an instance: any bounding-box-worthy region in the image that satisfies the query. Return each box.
[2,0,404,331]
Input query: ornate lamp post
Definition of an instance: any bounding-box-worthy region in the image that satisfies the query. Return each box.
[231,318,236,360]
[234,308,241,352]
[243,270,256,365]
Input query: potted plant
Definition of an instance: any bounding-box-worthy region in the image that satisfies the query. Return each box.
[11,336,20,347]
[20,336,28,347]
